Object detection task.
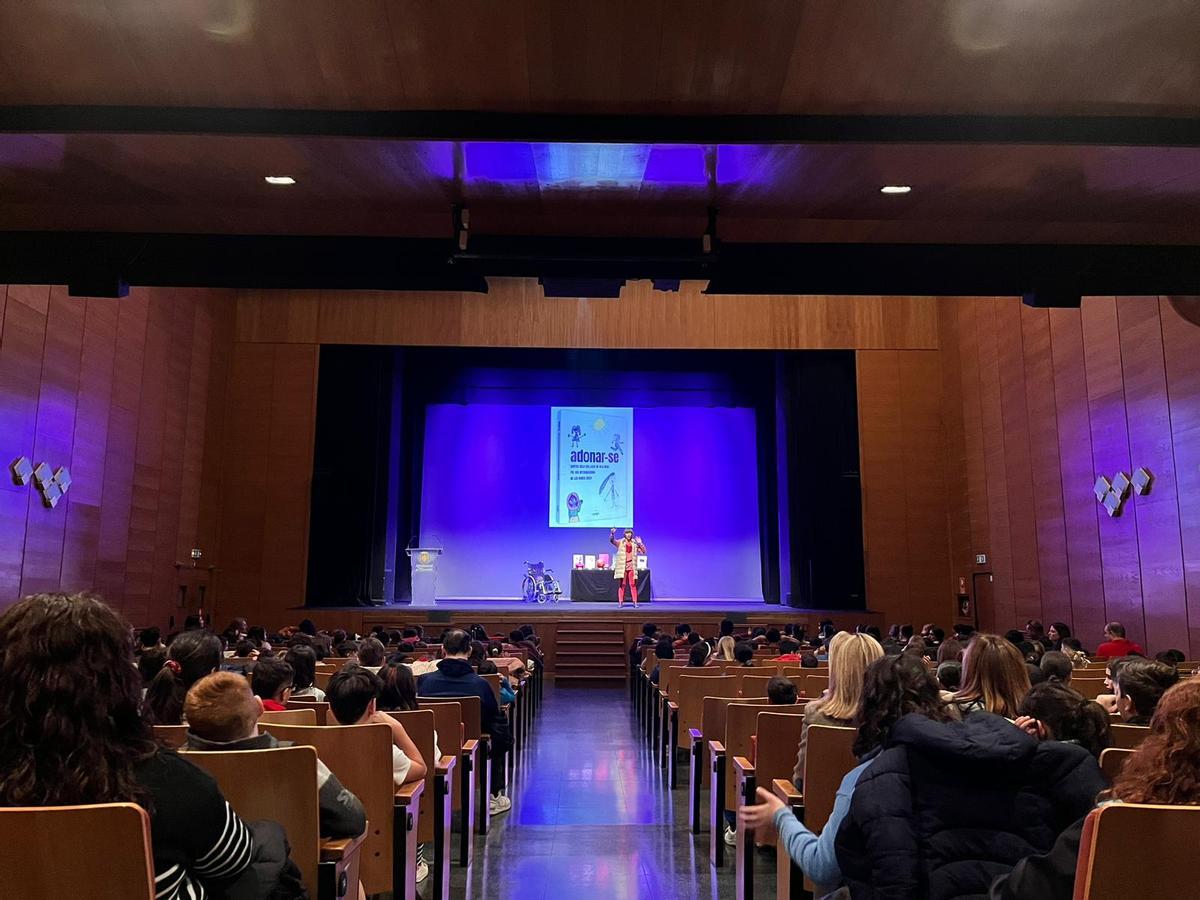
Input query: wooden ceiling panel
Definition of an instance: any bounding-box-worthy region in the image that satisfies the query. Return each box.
[0,2,1198,115]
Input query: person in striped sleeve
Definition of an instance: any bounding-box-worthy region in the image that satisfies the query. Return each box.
[0,593,256,899]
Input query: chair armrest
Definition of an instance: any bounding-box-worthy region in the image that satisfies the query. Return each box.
[395,779,424,806]
[320,829,368,862]
[731,756,755,779]
[709,740,726,759]
[462,739,479,755]
[688,728,704,745]
[772,778,802,806]
[667,701,679,713]
[436,755,458,776]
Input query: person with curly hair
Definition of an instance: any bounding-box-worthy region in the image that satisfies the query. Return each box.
[739,652,955,894]
[0,593,256,899]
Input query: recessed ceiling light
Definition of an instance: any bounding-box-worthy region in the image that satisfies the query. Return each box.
[880,184,912,194]
[264,175,296,185]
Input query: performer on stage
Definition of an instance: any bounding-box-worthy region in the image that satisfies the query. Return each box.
[609,527,647,608]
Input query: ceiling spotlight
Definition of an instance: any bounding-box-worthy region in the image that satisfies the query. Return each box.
[264,175,296,185]
[880,185,912,194]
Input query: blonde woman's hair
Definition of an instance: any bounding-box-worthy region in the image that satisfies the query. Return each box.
[820,631,885,720]
[953,634,1031,718]
[716,635,737,661]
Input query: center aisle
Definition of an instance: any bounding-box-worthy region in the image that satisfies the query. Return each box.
[451,684,773,900]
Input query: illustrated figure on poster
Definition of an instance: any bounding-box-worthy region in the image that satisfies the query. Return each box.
[609,526,647,608]
[610,433,624,457]
[570,424,583,447]
[566,491,583,523]
[599,472,620,510]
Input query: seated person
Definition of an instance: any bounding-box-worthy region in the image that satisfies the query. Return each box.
[649,637,675,685]
[285,644,325,701]
[800,651,819,669]
[1038,650,1074,686]
[184,672,367,839]
[233,639,260,660]
[687,642,712,667]
[327,666,427,787]
[770,637,803,662]
[1013,680,1110,758]
[936,660,962,694]
[355,637,387,672]
[418,629,513,815]
[1113,658,1179,725]
[766,675,799,705]
[733,640,755,667]
[250,656,293,711]
[478,658,516,704]
[672,624,693,648]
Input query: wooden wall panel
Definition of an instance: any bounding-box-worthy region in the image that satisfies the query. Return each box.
[857,350,954,627]
[235,280,939,350]
[995,299,1041,624]
[937,302,973,601]
[941,295,1200,656]
[1159,298,1200,653]
[0,286,234,626]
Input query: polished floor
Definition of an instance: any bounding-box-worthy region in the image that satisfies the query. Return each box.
[446,684,776,900]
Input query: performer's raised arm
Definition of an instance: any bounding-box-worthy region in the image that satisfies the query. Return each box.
[609,527,620,548]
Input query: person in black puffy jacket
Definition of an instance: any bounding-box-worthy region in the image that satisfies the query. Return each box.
[834,710,1106,899]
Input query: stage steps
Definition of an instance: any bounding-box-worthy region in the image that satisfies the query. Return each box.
[554,619,627,684]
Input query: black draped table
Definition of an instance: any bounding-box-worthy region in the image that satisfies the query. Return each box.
[570,568,652,603]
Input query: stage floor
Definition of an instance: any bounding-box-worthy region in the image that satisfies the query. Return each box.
[306,598,775,615]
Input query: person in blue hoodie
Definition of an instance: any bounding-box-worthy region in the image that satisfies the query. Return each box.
[739,652,956,894]
[835,686,1107,899]
[418,629,513,816]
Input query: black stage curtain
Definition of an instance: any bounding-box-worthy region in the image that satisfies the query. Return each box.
[776,351,866,609]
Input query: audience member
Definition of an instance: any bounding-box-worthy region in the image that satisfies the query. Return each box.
[417,629,513,815]
[184,671,367,839]
[356,637,386,670]
[772,637,803,661]
[936,637,965,664]
[936,660,961,693]
[741,652,955,893]
[715,635,737,661]
[733,640,755,667]
[993,680,1200,899]
[1113,658,1179,725]
[952,633,1031,719]
[0,593,260,898]
[1155,648,1186,666]
[767,676,799,705]
[138,625,164,653]
[720,618,735,637]
[1026,663,1046,687]
[800,651,819,669]
[1096,622,1144,658]
[1039,650,1073,685]
[138,645,168,689]
[836,675,1105,897]
[250,656,294,711]
[1014,680,1110,758]
[1046,622,1071,652]
[1024,620,1047,646]
[649,637,675,684]
[1059,637,1090,668]
[672,624,692,648]
[791,631,884,789]
[687,642,712,667]
[327,667,427,788]
[285,645,325,700]
[143,629,223,725]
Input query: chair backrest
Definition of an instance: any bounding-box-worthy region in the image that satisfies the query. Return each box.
[385,710,438,842]
[315,671,334,691]
[1109,724,1151,749]
[801,725,858,832]
[418,693,482,740]
[0,803,156,900]
[700,695,771,749]
[418,701,464,755]
[1099,747,1135,782]
[754,711,808,792]
[322,657,353,668]
[740,674,774,698]
[1074,803,1200,899]
[286,698,329,725]
[183,746,321,892]
[675,675,738,748]
[260,707,317,725]
[1071,678,1106,700]
[261,722,394,895]
[667,665,727,702]
[724,701,806,809]
[802,674,830,699]
[152,724,189,749]
[479,672,502,704]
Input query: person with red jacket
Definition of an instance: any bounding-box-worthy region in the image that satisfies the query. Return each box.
[1095,622,1144,658]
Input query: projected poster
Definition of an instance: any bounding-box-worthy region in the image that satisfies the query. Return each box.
[549,406,633,528]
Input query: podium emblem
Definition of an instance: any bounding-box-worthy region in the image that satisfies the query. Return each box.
[418,550,431,566]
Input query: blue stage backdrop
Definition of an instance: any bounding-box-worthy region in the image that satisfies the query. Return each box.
[420,401,762,601]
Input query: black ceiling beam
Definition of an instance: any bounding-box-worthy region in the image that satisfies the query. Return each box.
[2,232,1200,296]
[3,106,1200,146]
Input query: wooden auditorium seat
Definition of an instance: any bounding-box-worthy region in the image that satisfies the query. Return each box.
[802,674,830,699]
[1073,803,1200,899]
[387,709,455,900]
[667,674,737,789]
[733,711,809,900]
[772,725,857,900]
[416,694,491,836]
[689,696,772,835]
[152,723,189,748]
[658,665,726,769]
[1099,747,1135,782]
[419,700,478,866]
[287,698,331,725]
[261,707,318,725]
[262,722,422,900]
[183,745,365,900]
[740,674,805,699]
[1071,678,1107,700]
[1108,724,1151,749]
[710,701,806,869]
[0,803,156,900]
